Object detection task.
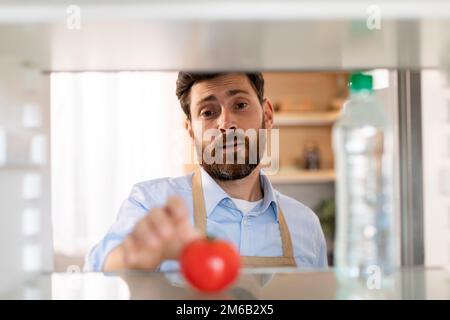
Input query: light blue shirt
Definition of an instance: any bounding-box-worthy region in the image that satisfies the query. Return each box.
[85,168,328,272]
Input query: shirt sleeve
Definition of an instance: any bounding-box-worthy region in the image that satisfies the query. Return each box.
[83,184,149,272]
[315,216,329,268]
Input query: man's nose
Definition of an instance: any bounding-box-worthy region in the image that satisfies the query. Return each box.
[217,109,237,132]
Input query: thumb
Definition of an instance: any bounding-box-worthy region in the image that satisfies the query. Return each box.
[178,221,202,244]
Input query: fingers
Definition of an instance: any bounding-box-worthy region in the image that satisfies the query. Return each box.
[178,220,202,244]
[165,196,202,244]
[123,235,160,269]
[124,195,201,268]
[133,216,157,248]
[147,208,175,241]
[165,195,189,223]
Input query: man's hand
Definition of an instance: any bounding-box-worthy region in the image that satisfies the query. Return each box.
[103,196,201,272]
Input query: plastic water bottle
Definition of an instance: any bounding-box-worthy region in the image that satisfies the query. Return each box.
[332,73,395,290]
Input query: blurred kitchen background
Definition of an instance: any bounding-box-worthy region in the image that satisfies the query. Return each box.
[50,70,397,269]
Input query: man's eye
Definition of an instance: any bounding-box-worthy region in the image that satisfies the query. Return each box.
[201,110,215,118]
[235,102,248,110]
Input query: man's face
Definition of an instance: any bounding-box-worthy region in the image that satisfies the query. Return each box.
[186,73,273,181]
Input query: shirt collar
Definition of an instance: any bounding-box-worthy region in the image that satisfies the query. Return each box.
[198,166,279,221]
[258,169,279,221]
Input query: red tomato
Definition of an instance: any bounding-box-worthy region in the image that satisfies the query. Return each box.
[180,237,241,292]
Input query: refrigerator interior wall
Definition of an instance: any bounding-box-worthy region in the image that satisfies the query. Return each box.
[421,70,450,269]
[0,57,53,294]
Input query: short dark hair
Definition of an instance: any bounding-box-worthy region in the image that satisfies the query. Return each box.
[176,72,265,120]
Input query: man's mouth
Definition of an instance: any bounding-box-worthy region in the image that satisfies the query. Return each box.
[223,141,244,149]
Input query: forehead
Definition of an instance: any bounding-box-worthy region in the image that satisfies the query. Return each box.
[190,74,254,102]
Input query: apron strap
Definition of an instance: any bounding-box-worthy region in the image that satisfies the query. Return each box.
[192,166,207,235]
[277,206,295,258]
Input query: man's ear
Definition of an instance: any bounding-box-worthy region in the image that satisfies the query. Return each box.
[262,98,274,129]
[185,118,194,140]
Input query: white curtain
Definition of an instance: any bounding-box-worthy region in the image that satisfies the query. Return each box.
[50,72,185,256]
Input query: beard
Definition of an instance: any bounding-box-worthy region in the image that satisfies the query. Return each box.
[203,161,259,181]
[196,118,266,181]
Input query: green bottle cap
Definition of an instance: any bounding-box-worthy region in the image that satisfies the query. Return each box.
[349,72,373,92]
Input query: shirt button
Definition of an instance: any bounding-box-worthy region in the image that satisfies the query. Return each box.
[243,218,248,225]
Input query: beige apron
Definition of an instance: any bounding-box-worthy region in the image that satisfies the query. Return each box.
[192,166,297,267]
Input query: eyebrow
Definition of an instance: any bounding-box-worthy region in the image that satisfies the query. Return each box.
[196,89,250,105]
[227,89,249,97]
